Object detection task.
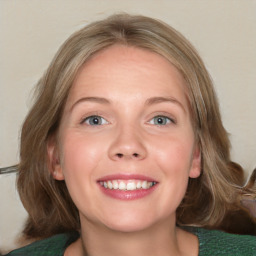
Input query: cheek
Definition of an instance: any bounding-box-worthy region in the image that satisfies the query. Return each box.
[59,132,106,178]
[58,133,106,212]
[146,140,193,217]
[153,138,194,193]
[153,138,194,172]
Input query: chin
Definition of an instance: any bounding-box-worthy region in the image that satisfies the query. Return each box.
[99,210,164,233]
[106,220,153,233]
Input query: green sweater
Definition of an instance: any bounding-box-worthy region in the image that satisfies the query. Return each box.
[4,228,256,256]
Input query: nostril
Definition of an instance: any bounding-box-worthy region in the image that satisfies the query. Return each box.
[115,153,139,158]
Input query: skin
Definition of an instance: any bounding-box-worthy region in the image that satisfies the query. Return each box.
[48,45,201,256]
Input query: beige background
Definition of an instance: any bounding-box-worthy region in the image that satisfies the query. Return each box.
[1,0,256,252]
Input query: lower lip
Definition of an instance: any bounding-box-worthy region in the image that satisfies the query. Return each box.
[98,184,158,200]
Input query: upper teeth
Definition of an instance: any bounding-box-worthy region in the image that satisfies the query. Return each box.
[100,180,156,191]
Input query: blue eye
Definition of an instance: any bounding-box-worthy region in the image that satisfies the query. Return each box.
[83,115,108,126]
[149,116,173,126]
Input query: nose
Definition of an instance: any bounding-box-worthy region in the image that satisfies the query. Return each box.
[108,125,147,161]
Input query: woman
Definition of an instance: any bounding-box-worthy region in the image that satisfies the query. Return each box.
[5,14,255,255]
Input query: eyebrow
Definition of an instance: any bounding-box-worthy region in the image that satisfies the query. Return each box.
[145,96,186,113]
[70,97,110,111]
[70,96,186,113]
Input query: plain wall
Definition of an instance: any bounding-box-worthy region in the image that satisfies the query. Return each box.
[1,0,256,252]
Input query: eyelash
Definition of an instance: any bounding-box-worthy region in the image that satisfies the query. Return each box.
[81,115,109,126]
[148,115,176,126]
[80,114,175,127]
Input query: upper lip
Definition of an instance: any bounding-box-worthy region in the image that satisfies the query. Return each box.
[97,173,157,182]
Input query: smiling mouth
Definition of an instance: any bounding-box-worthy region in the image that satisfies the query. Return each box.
[99,180,157,191]
[97,174,158,200]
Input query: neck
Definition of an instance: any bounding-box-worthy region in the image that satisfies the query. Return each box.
[70,217,198,256]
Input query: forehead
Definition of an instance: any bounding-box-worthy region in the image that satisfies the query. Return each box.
[67,45,189,105]
[80,45,184,82]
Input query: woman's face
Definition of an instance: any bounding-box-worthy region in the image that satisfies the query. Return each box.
[51,45,200,233]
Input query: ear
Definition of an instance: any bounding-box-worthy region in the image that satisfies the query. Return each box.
[47,137,65,181]
[189,145,201,178]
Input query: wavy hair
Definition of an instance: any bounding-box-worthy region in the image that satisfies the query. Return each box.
[18,13,252,238]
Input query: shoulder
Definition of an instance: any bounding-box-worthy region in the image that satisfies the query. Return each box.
[185,227,256,256]
[4,232,79,256]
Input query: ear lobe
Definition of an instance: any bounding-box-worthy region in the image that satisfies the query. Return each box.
[47,138,65,181]
[189,146,201,179]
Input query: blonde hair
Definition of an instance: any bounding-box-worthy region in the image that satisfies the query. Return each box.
[18,13,248,238]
